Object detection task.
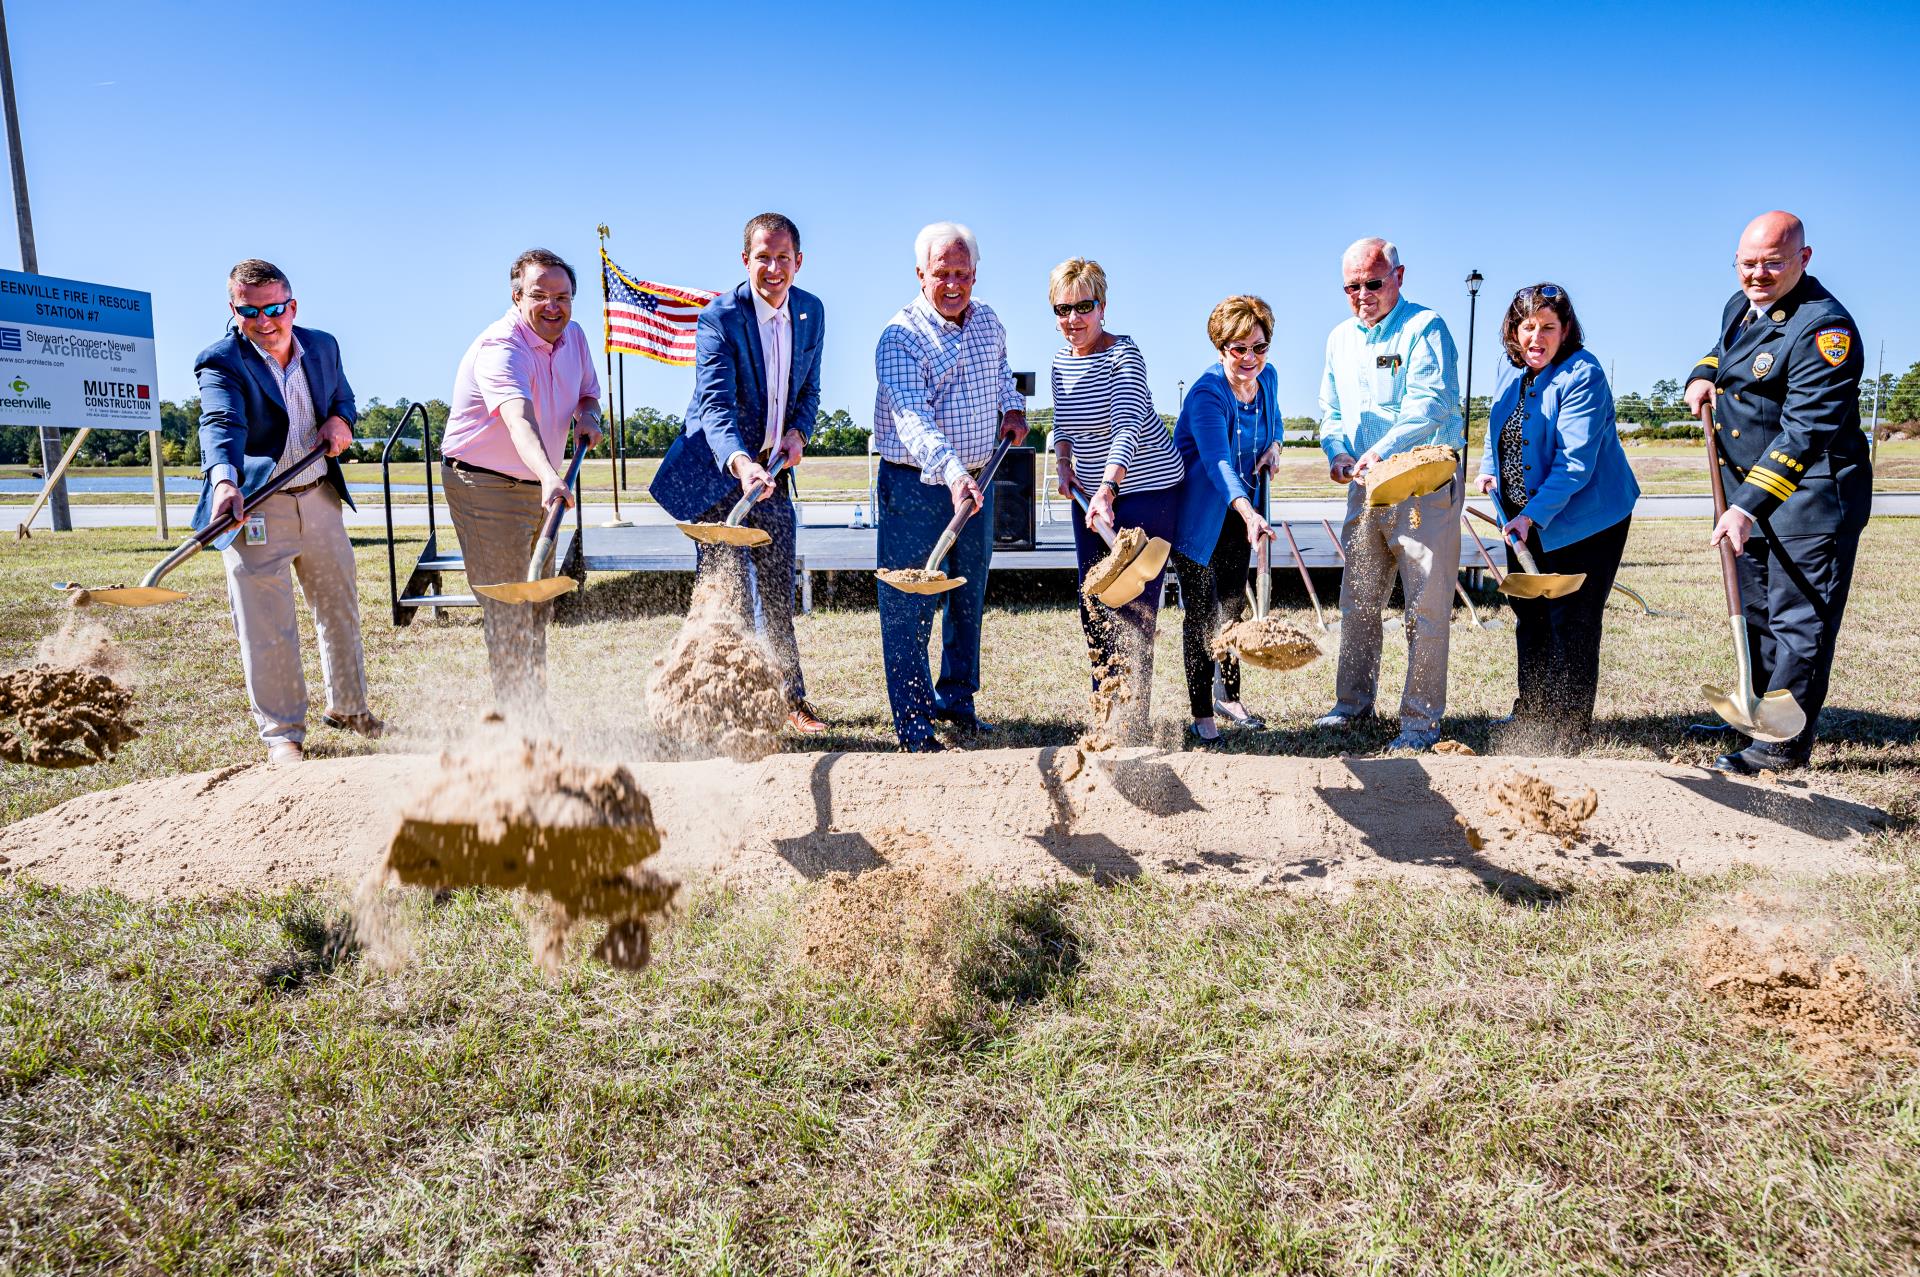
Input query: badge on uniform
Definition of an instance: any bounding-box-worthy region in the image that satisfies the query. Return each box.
[1751,351,1775,377]
[1815,328,1852,367]
[244,516,268,546]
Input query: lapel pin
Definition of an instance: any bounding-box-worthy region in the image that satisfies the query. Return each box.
[1770,309,1786,322]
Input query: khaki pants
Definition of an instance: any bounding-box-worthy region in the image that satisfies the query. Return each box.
[441,462,551,717]
[220,484,368,746]
[1332,479,1463,733]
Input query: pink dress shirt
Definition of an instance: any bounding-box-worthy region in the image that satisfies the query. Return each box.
[444,308,602,480]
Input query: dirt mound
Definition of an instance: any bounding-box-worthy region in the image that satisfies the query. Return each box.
[0,664,140,769]
[1487,769,1598,838]
[646,561,786,762]
[798,827,969,1010]
[379,734,678,971]
[3,752,1887,903]
[1082,526,1146,601]
[1211,616,1320,672]
[1690,919,1919,1075]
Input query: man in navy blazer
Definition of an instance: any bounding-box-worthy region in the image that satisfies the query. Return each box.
[194,258,381,764]
[650,212,827,733]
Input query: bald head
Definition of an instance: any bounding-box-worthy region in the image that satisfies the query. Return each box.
[1341,236,1404,327]
[1735,210,1811,307]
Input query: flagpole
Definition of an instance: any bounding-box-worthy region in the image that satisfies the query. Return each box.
[597,224,631,529]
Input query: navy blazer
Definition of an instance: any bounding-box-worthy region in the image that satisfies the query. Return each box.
[1170,363,1280,563]
[192,324,357,534]
[1476,349,1638,550]
[649,282,824,521]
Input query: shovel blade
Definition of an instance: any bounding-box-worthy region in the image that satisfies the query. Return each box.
[877,570,966,596]
[473,576,579,605]
[676,521,771,548]
[1093,536,1172,609]
[60,584,189,608]
[1498,571,1586,600]
[1701,681,1806,744]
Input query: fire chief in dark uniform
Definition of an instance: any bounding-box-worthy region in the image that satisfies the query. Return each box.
[1684,210,1871,774]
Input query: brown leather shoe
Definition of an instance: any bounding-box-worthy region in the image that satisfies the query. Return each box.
[786,701,828,734]
[267,741,305,765]
[323,711,386,739]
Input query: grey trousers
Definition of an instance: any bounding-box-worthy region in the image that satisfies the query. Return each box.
[220,484,368,746]
[442,462,551,717]
[1332,479,1463,733]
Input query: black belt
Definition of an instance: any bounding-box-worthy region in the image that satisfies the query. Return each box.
[446,457,538,485]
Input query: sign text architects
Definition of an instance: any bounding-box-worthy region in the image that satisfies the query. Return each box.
[0,270,160,431]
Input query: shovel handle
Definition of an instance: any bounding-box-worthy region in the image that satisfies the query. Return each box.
[1465,503,1546,576]
[724,448,790,526]
[1277,519,1322,614]
[1254,475,1272,619]
[921,435,1014,571]
[1701,410,1745,621]
[132,444,335,589]
[526,443,592,581]
[1067,484,1118,548]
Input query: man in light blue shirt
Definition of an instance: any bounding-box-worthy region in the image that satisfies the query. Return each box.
[1314,237,1465,752]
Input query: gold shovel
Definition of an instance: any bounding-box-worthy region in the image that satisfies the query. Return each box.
[1698,412,1805,743]
[1068,486,1170,608]
[675,450,789,549]
[51,444,330,607]
[877,437,1013,596]
[1465,505,1586,600]
[472,443,592,605]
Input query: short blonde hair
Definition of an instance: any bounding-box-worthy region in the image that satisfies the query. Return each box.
[1048,257,1107,306]
[1206,294,1275,350]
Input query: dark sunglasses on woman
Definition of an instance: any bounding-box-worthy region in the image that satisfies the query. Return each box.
[1051,299,1099,317]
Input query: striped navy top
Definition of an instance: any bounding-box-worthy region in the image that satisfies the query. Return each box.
[1050,335,1185,496]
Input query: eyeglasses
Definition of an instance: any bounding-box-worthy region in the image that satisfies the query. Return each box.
[1343,278,1386,295]
[233,301,291,318]
[1735,258,1792,275]
[1224,341,1270,358]
[1515,284,1565,302]
[1051,299,1099,317]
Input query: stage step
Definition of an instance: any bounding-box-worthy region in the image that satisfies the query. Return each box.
[398,593,479,609]
[416,554,466,572]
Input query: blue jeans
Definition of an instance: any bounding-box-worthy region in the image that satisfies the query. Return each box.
[877,461,994,745]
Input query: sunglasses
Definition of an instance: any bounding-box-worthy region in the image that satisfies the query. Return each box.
[233,301,292,318]
[1051,299,1099,317]
[1224,341,1270,358]
[1343,278,1386,295]
[1516,284,1565,302]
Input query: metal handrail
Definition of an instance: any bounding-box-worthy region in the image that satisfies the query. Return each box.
[380,402,433,623]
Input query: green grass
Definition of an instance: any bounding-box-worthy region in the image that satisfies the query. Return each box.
[2,521,1919,1273]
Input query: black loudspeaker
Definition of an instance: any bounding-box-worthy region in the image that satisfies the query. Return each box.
[992,447,1036,550]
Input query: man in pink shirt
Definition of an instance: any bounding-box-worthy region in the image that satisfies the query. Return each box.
[443,248,604,716]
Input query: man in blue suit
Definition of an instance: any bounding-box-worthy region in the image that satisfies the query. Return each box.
[650,213,827,734]
[194,258,381,764]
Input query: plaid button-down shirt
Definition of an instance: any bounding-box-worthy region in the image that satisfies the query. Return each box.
[252,336,326,486]
[873,294,1022,485]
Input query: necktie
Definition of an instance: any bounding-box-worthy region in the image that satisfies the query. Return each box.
[764,311,786,454]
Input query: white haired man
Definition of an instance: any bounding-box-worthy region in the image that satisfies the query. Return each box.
[873,221,1027,752]
[1316,237,1466,753]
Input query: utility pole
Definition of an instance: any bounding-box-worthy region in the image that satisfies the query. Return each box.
[1869,341,1884,466]
[0,1,66,530]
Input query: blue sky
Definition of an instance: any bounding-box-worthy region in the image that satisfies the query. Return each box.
[9,1,1917,425]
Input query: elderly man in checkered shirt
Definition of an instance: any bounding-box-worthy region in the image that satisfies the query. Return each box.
[872,220,1029,753]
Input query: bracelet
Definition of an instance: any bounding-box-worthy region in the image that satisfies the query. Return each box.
[1099,479,1120,497]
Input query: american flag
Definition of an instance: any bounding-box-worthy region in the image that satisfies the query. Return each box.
[601,251,717,366]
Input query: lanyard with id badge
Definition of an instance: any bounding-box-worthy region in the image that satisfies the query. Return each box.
[244,515,268,546]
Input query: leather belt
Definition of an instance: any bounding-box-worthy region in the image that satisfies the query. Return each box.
[446,457,538,485]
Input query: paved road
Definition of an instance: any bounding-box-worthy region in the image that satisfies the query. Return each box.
[8,491,1918,533]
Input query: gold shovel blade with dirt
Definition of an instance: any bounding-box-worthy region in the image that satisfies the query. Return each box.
[51,445,331,608]
[473,446,590,605]
[674,451,788,549]
[1464,505,1586,600]
[877,437,1014,597]
[1070,486,1170,609]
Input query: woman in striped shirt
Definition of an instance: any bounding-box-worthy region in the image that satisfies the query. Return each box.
[1049,258,1185,744]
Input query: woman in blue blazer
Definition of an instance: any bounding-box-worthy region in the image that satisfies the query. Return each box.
[1171,295,1281,746]
[1474,283,1639,750]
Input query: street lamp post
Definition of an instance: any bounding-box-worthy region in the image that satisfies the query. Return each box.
[1463,269,1483,454]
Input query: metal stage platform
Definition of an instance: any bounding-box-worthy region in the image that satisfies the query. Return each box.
[376,404,1506,625]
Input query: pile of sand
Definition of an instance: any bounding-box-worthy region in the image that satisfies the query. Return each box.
[1082,526,1146,601]
[380,734,677,971]
[1,620,140,769]
[646,563,786,762]
[1487,769,1598,838]
[798,827,969,1011]
[1690,919,1919,1075]
[877,567,950,587]
[1212,616,1320,672]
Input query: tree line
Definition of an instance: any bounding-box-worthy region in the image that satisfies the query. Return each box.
[5,359,1917,469]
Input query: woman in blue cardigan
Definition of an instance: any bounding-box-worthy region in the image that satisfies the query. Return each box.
[1474,283,1639,751]
[1171,295,1280,745]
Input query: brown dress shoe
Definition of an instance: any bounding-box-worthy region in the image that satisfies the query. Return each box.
[267,741,305,765]
[323,711,386,739]
[786,701,828,734]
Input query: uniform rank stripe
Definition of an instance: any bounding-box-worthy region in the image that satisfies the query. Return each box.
[1749,470,1797,500]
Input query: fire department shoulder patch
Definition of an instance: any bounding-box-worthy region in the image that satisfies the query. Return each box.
[1815,328,1852,367]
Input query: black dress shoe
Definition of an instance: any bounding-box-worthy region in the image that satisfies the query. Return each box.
[933,708,994,734]
[900,737,947,754]
[1709,743,1808,775]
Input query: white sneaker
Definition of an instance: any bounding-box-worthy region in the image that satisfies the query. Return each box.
[1313,709,1364,729]
[1385,728,1440,753]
